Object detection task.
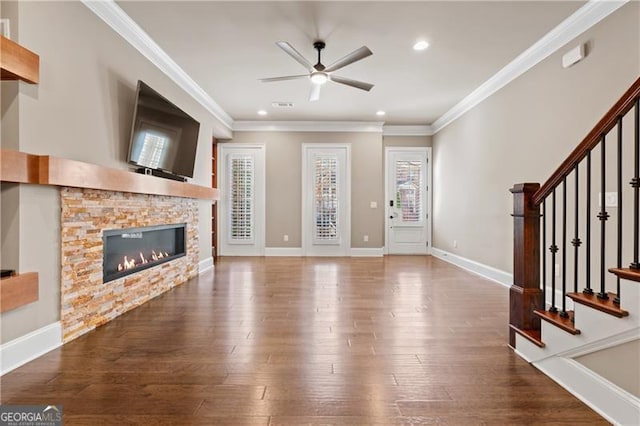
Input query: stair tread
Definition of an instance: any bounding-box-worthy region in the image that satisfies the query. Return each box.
[567,291,629,318]
[609,267,640,282]
[534,309,580,335]
[509,324,545,348]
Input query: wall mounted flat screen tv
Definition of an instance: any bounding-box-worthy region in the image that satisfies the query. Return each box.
[127,80,200,179]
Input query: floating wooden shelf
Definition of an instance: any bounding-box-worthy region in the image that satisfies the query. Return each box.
[0,36,39,84]
[0,272,39,313]
[0,150,39,183]
[0,149,218,200]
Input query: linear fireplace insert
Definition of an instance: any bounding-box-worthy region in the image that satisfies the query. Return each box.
[103,223,186,283]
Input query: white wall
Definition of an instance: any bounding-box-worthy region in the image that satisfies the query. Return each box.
[0,1,223,343]
[575,339,640,398]
[432,3,640,273]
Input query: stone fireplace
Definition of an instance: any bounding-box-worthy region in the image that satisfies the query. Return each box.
[60,187,199,342]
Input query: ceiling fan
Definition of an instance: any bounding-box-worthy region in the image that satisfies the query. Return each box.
[260,41,374,102]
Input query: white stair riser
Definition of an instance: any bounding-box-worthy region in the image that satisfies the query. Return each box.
[514,334,546,362]
[516,280,640,362]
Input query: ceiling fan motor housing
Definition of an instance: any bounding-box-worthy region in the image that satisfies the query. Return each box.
[313,41,326,71]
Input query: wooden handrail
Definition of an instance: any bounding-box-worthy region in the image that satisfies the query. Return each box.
[533,76,640,206]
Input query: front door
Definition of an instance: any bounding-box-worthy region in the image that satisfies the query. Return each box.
[385,148,430,254]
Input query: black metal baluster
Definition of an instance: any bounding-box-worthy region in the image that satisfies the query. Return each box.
[560,177,569,318]
[549,189,558,313]
[615,117,623,305]
[572,164,581,294]
[598,136,610,300]
[632,98,640,270]
[584,151,594,295]
[542,199,547,309]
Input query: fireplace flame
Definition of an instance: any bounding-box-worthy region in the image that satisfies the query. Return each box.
[150,250,170,261]
[117,250,171,272]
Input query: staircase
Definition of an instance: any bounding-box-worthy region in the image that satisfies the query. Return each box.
[510,76,640,426]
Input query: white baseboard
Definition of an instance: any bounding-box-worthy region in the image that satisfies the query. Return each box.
[560,327,640,359]
[264,247,384,257]
[431,247,513,288]
[350,247,384,257]
[1,322,62,376]
[198,256,214,274]
[265,247,303,256]
[535,356,640,426]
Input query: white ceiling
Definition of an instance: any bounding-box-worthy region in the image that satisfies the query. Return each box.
[117,1,583,125]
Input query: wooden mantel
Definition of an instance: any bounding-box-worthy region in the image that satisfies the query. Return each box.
[0,149,218,200]
[0,36,39,84]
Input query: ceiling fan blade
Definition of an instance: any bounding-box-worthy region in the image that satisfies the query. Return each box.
[329,75,374,92]
[276,41,314,71]
[259,75,309,83]
[309,83,321,102]
[324,46,373,73]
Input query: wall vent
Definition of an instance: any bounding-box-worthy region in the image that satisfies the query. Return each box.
[271,102,295,108]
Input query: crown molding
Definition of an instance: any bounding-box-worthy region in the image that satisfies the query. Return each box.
[431,0,628,134]
[382,125,433,136]
[84,0,626,138]
[81,0,234,138]
[233,121,385,133]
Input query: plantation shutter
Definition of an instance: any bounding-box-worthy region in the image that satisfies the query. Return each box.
[313,155,340,244]
[395,160,423,223]
[227,155,254,244]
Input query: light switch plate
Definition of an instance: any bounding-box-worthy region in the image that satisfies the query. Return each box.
[598,192,618,208]
[370,201,377,209]
[0,19,10,38]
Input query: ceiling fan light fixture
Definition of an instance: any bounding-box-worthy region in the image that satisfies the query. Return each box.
[310,72,328,85]
[413,40,430,51]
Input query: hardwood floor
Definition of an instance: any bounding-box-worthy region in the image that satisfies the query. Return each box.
[1,256,606,425]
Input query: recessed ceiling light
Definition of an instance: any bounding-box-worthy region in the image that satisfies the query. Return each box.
[413,40,429,51]
[376,110,386,116]
[257,110,267,116]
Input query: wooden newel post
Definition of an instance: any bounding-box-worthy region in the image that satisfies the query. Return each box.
[509,183,542,348]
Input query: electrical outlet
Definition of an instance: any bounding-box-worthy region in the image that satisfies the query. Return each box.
[453,240,458,248]
[598,192,618,208]
[283,234,289,242]
[370,201,377,209]
[555,264,560,277]
[363,235,369,242]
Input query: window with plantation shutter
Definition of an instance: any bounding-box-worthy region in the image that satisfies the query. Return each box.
[395,160,423,222]
[314,155,339,242]
[228,156,254,243]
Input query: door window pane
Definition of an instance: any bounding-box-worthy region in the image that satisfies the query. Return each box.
[228,156,254,241]
[395,160,422,222]
[314,156,339,241]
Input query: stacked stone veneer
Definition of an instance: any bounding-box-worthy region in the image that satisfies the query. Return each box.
[60,188,199,342]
